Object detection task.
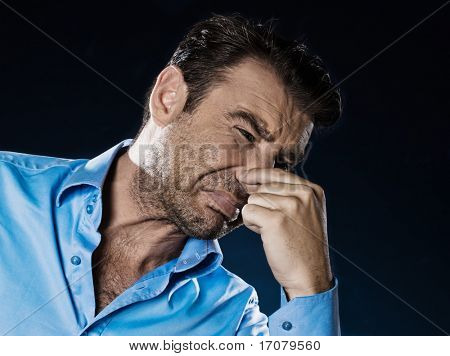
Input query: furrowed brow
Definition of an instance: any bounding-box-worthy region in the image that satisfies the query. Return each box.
[225,109,274,142]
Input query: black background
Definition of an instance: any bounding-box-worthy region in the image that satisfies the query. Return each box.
[1,1,449,335]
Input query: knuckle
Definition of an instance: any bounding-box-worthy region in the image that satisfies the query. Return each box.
[309,182,324,194]
[286,196,301,211]
[302,185,315,198]
[315,187,325,201]
[315,185,325,196]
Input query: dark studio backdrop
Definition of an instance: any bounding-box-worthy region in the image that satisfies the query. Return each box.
[0,1,449,336]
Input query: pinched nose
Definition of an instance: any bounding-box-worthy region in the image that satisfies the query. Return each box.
[232,146,279,180]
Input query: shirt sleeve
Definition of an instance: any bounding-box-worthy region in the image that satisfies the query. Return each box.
[268,276,340,336]
[234,295,270,336]
[235,277,340,336]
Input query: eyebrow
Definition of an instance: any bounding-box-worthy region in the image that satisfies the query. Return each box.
[225,109,275,142]
[225,108,307,166]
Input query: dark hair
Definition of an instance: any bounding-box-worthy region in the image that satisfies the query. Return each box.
[139,13,341,132]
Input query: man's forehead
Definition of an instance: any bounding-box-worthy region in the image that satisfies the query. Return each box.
[223,60,287,115]
[220,58,311,143]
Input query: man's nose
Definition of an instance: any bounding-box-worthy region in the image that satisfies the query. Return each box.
[233,144,277,178]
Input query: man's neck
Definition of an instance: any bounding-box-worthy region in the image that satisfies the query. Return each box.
[97,147,187,274]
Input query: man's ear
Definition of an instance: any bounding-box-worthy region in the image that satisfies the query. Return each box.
[149,65,188,127]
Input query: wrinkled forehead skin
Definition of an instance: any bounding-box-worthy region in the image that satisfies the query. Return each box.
[197,58,314,160]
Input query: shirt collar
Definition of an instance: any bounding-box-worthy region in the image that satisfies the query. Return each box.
[56,138,224,273]
[56,138,134,207]
[174,237,223,274]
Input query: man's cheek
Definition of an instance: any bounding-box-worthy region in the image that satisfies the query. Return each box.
[217,143,246,167]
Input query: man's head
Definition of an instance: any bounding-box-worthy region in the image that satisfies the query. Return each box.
[128,14,341,240]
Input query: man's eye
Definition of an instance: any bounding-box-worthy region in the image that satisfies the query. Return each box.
[236,128,255,143]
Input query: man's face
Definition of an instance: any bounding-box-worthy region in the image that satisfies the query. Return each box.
[133,59,313,240]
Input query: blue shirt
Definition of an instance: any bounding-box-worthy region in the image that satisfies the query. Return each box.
[0,139,340,336]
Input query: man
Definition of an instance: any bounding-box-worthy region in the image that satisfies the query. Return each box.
[0,14,341,335]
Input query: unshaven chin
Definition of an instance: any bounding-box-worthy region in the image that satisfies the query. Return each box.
[128,162,245,241]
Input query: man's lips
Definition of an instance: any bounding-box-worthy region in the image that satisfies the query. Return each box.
[202,190,242,221]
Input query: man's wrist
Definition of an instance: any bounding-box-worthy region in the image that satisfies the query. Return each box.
[284,277,334,300]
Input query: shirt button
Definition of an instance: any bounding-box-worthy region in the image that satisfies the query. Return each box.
[86,204,94,214]
[282,321,292,331]
[71,256,81,266]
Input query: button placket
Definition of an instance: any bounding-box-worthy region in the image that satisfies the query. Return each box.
[70,192,99,322]
[86,192,99,216]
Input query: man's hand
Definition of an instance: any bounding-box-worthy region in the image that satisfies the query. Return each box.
[237,167,333,299]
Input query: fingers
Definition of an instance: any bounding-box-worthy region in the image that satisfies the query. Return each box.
[241,203,274,234]
[248,192,290,210]
[238,168,324,199]
[253,182,313,196]
[248,192,313,219]
[243,183,324,210]
[238,167,302,185]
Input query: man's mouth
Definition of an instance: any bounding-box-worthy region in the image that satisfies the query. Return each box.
[202,190,242,222]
